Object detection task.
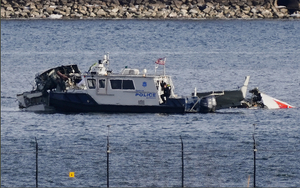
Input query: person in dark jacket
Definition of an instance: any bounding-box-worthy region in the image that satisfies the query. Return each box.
[160,82,171,104]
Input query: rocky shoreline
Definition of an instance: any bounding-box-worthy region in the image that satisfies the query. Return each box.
[1,0,300,19]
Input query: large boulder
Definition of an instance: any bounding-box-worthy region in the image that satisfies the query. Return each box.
[46,7,55,14]
[190,7,200,14]
[168,12,177,17]
[96,9,107,16]
[1,8,6,18]
[6,6,14,12]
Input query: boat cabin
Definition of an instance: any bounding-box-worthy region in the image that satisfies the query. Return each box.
[79,68,176,106]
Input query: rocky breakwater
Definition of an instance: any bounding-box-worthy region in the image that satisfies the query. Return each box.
[1,0,300,19]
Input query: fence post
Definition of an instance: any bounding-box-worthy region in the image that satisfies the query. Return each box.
[253,124,256,188]
[180,135,184,188]
[35,137,38,188]
[107,125,110,188]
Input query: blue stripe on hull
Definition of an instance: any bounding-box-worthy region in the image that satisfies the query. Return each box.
[49,92,185,114]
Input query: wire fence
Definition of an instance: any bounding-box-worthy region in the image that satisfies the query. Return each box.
[1,136,300,187]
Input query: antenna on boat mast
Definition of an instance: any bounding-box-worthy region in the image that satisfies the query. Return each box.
[103,52,110,69]
[106,52,109,62]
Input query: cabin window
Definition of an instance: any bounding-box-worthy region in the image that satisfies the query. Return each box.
[123,80,134,89]
[110,80,122,89]
[87,79,96,89]
[110,79,135,90]
[99,79,105,88]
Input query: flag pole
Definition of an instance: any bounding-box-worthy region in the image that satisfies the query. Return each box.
[155,64,158,75]
[163,57,166,76]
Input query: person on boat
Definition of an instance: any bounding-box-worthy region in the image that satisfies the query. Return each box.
[250,87,262,102]
[249,87,264,108]
[161,82,171,104]
[56,70,69,81]
[54,69,69,91]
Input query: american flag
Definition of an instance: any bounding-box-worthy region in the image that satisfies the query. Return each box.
[155,58,165,65]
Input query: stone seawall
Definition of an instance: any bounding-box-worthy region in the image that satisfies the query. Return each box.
[1,0,300,19]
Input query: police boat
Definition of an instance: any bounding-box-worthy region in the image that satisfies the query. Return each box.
[17,53,217,113]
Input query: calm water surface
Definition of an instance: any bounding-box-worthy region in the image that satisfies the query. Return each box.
[1,19,300,187]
